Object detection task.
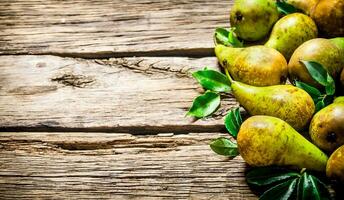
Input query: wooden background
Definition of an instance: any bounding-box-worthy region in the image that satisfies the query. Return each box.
[0,0,257,199]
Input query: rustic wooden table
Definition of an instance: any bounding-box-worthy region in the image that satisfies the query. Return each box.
[0,0,257,199]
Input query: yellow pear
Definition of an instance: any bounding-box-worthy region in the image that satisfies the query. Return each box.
[327,145,344,183]
[238,116,328,171]
[310,98,344,152]
[215,44,288,86]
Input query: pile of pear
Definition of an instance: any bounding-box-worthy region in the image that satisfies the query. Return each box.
[216,0,344,183]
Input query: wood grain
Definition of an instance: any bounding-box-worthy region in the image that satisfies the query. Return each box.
[0,132,257,199]
[0,0,231,57]
[0,55,238,132]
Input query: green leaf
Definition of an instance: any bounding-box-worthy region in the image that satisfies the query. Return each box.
[247,167,300,187]
[260,178,298,200]
[187,91,220,118]
[214,27,243,47]
[227,28,243,47]
[192,69,231,92]
[325,74,335,95]
[209,137,239,157]
[276,0,300,15]
[234,107,243,129]
[315,100,325,112]
[300,60,330,87]
[295,81,322,100]
[311,175,332,200]
[297,172,331,200]
[214,28,230,46]
[224,108,242,138]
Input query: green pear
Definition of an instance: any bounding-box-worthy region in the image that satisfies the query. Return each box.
[229,0,279,41]
[309,98,344,152]
[265,13,318,60]
[327,145,344,182]
[238,115,328,171]
[288,38,344,87]
[215,44,288,86]
[286,0,344,37]
[229,78,315,131]
[330,37,344,51]
[334,96,344,104]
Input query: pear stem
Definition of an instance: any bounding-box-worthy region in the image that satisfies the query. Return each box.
[300,168,306,174]
[224,68,234,84]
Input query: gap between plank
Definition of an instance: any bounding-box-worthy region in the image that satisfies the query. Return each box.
[0,48,214,59]
[0,124,227,135]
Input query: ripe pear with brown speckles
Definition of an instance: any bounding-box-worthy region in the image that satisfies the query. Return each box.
[225,77,315,131]
[230,0,279,41]
[215,44,288,87]
[288,38,344,88]
[286,0,344,37]
[327,145,344,183]
[310,97,344,152]
[238,116,328,171]
[265,13,318,60]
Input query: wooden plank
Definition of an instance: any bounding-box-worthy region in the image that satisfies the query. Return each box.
[0,55,238,132]
[0,132,256,199]
[0,0,231,57]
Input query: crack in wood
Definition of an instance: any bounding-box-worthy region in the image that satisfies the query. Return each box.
[51,72,95,88]
[0,132,220,152]
[103,58,191,77]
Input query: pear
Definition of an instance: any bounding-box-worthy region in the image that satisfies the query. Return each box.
[330,37,344,51]
[265,13,318,60]
[286,0,344,37]
[229,0,279,41]
[215,44,288,86]
[326,145,344,182]
[285,0,318,15]
[238,115,328,172]
[229,78,315,131]
[288,38,344,87]
[311,0,344,37]
[309,98,344,152]
[334,96,344,104]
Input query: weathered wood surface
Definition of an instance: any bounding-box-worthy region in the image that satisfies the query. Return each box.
[0,132,256,199]
[0,0,231,57]
[0,0,257,199]
[0,55,238,132]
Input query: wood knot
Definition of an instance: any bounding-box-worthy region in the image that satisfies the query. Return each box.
[51,72,95,88]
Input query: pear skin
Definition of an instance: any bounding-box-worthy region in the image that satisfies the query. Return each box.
[265,13,318,60]
[285,0,318,15]
[288,38,344,87]
[230,0,279,41]
[215,44,288,86]
[334,96,344,104]
[327,145,344,182]
[231,81,315,131]
[310,100,344,152]
[311,0,344,37]
[238,116,328,172]
[330,37,344,51]
[286,0,344,37]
